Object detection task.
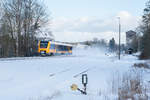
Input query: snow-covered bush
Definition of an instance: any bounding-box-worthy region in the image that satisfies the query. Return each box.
[117,69,148,100]
[109,68,149,100]
[133,63,150,69]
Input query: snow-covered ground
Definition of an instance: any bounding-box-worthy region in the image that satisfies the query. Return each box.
[0,48,149,100]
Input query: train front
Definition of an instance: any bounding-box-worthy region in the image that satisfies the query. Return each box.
[38,41,49,56]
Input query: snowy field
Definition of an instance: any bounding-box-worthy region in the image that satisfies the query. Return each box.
[0,48,149,100]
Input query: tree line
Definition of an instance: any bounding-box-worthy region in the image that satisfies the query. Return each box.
[0,0,49,57]
[132,0,150,59]
[138,0,150,59]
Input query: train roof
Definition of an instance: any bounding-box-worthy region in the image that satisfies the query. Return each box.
[52,41,73,47]
[40,41,73,47]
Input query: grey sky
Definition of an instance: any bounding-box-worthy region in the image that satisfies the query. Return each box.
[43,0,148,43]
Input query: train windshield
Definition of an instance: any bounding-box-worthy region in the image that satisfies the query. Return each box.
[40,41,48,48]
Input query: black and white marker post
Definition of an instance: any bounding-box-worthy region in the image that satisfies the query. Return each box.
[82,74,88,95]
[71,74,88,95]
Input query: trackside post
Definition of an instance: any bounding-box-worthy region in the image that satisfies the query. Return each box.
[71,74,88,95]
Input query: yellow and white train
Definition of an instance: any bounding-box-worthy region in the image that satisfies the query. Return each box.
[38,41,73,56]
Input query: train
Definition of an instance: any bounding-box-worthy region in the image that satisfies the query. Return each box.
[38,41,73,56]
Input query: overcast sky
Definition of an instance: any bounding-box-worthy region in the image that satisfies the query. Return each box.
[43,0,148,43]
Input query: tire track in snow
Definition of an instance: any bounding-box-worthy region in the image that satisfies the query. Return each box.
[49,68,71,77]
[73,69,90,78]
[0,55,76,62]
[48,63,88,78]
[73,66,96,78]
[0,77,14,83]
[49,65,97,79]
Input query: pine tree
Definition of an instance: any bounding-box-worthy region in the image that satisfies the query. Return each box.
[109,38,116,52]
[140,0,150,59]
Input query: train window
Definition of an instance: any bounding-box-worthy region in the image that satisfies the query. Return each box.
[56,45,72,51]
[64,46,68,51]
[50,44,55,49]
[40,41,48,48]
[61,46,63,51]
[57,45,64,51]
[56,45,61,51]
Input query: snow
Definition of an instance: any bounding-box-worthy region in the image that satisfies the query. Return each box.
[0,47,149,100]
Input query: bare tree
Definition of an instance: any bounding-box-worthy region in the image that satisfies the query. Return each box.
[0,0,49,57]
